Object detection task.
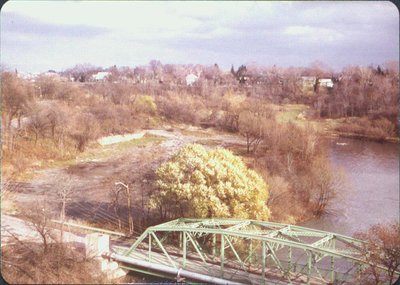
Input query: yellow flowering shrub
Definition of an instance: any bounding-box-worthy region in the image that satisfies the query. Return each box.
[150,144,270,220]
[135,95,157,115]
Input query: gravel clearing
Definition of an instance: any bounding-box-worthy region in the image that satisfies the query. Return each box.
[97,129,180,146]
[7,126,247,235]
[97,132,146,145]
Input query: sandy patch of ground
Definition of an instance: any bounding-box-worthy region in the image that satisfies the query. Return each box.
[97,132,146,145]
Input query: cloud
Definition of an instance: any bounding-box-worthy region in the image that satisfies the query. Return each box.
[0,1,398,72]
[1,12,110,38]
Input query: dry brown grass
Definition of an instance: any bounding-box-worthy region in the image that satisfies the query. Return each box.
[1,181,18,215]
[1,242,108,284]
[335,116,397,141]
[2,135,77,180]
[156,93,208,125]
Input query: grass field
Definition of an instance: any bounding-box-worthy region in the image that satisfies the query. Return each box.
[275,104,309,124]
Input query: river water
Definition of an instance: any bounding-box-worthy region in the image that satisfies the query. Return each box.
[303,137,399,237]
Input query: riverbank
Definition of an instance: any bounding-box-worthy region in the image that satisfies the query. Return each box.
[331,116,398,143]
[275,104,398,144]
[330,131,399,143]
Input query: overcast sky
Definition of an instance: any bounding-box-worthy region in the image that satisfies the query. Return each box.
[1,1,398,73]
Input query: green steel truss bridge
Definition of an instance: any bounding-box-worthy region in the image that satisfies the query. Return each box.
[108,218,398,285]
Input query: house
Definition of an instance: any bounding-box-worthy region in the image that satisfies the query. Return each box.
[300,76,334,92]
[38,70,64,82]
[301,76,317,87]
[300,76,317,92]
[318,78,334,88]
[42,70,61,78]
[43,70,57,76]
[92,71,111,81]
[185,73,198,86]
[17,71,39,82]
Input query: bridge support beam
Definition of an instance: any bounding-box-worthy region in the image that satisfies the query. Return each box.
[248,239,253,263]
[107,253,245,285]
[183,232,187,268]
[148,233,152,262]
[330,238,336,283]
[307,251,312,285]
[212,233,216,259]
[262,241,266,282]
[151,232,177,269]
[221,234,225,277]
[179,232,182,251]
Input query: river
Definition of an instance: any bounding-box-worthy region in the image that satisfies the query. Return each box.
[303,137,399,236]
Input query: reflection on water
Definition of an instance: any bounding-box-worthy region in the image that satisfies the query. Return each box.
[303,137,399,236]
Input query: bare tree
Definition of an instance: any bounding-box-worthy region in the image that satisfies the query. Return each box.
[69,113,99,152]
[62,63,101,82]
[35,75,59,99]
[238,99,275,154]
[308,155,341,217]
[48,106,68,148]
[27,107,49,145]
[149,59,163,81]
[2,212,108,284]
[354,223,400,285]
[23,203,55,253]
[1,72,33,132]
[238,111,264,154]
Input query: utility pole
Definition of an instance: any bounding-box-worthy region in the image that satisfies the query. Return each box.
[115,182,134,235]
[58,184,73,242]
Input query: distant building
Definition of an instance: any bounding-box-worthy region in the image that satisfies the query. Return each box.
[16,71,39,82]
[43,70,60,77]
[254,75,268,85]
[185,73,198,86]
[300,76,334,92]
[318,78,334,88]
[39,70,63,81]
[301,76,317,87]
[92,71,111,81]
[301,76,317,92]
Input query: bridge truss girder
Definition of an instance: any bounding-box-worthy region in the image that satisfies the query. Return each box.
[120,218,395,285]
